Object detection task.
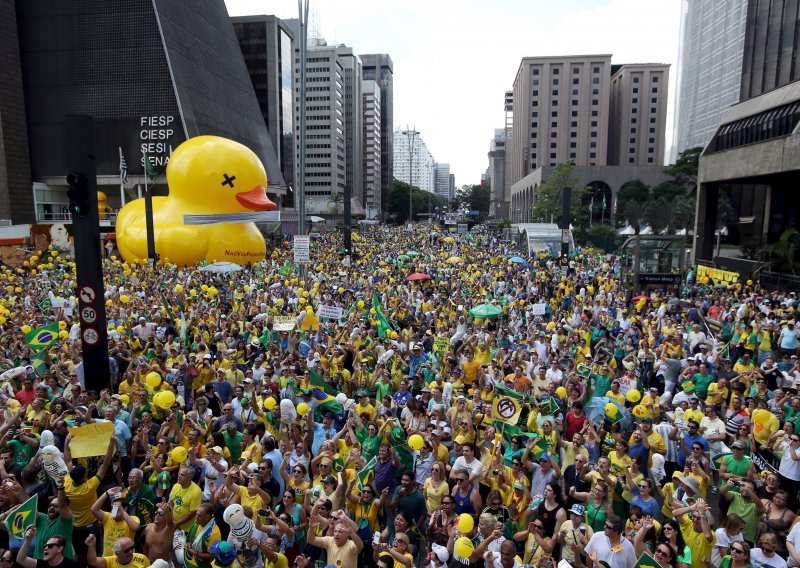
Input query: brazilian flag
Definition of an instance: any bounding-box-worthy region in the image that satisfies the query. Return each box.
[310,388,343,416]
[25,323,59,349]
[31,350,48,376]
[372,291,393,338]
[5,495,36,540]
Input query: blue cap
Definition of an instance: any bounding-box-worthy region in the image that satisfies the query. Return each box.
[569,504,585,516]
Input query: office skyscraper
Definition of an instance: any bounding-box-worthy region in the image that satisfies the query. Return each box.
[360,54,394,216]
[673,0,747,155]
[362,79,382,217]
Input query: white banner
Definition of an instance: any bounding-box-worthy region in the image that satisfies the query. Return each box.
[273,316,296,331]
[293,235,310,264]
[317,305,344,320]
[530,303,546,315]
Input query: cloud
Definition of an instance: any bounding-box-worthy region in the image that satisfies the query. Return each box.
[226,0,680,187]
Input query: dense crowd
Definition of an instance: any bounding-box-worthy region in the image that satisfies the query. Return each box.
[0,224,798,568]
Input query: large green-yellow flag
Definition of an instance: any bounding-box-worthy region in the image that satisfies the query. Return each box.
[372,291,393,338]
[5,495,36,540]
[25,323,59,349]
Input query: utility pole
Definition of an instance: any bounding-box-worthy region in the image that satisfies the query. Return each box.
[407,128,417,223]
[296,0,309,278]
[65,114,110,393]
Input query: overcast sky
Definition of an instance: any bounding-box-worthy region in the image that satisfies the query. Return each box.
[225,0,682,187]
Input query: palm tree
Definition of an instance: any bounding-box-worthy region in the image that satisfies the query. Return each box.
[767,229,800,273]
[328,192,344,219]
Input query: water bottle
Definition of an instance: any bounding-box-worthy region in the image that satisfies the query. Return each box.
[373,531,381,545]
[177,380,185,400]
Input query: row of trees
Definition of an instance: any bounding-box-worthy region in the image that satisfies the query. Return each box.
[386,180,491,223]
[529,147,736,242]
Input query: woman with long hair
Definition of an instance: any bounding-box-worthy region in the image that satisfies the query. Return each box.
[380,511,418,555]
[719,541,752,568]
[585,480,612,533]
[750,533,787,568]
[513,516,555,566]
[660,518,691,568]
[634,520,677,568]
[534,482,566,539]
[758,489,796,547]
[423,461,449,513]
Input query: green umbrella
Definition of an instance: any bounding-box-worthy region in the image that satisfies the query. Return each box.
[405,251,421,257]
[398,254,410,261]
[469,303,503,319]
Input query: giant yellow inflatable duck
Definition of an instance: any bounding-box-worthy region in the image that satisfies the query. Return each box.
[116,136,277,267]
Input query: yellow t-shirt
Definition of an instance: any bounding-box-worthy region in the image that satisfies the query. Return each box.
[605,391,626,405]
[104,554,150,568]
[170,482,203,530]
[680,515,716,568]
[264,553,289,568]
[241,442,262,466]
[238,486,267,520]
[64,474,101,527]
[101,512,140,556]
[461,359,481,385]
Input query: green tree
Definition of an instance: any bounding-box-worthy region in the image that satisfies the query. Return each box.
[528,161,589,231]
[616,179,651,231]
[455,184,491,218]
[387,180,447,223]
[664,146,702,193]
[328,192,344,217]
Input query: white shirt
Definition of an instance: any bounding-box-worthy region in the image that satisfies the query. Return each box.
[780,441,800,481]
[197,457,228,500]
[452,456,484,488]
[584,533,637,568]
[711,528,743,568]
[750,548,787,568]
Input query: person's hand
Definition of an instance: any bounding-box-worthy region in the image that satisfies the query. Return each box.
[84,533,95,546]
[246,537,259,548]
[295,555,310,568]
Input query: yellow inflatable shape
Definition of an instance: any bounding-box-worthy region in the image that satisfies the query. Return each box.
[116,136,277,267]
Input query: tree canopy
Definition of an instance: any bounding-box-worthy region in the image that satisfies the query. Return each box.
[387,179,448,223]
[455,184,491,218]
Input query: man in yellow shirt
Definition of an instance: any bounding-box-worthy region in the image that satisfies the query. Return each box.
[91,491,141,556]
[65,437,115,558]
[170,466,203,531]
[86,535,149,568]
[671,499,715,568]
[460,351,481,387]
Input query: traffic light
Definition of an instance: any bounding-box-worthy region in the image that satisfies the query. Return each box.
[66,173,90,217]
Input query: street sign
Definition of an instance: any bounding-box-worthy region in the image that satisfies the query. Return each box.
[80,306,98,324]
[79,285,96,304]
[293,235,310,264]
[561,229,570,244]
[82,327,99,345]
[457,223,468,234]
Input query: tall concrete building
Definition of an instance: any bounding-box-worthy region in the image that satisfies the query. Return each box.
[608,64,670,166]
[232,15,296,204]
[393,128,435,192]
[696,0,800,259]
[488,129,509,218]
[338,47,363,210]
[449,174,455,201]
[434,163,451,199]
[362,79,382,218]
[360,54,394,217]
[672,0,747,156]
[510,55,613,185]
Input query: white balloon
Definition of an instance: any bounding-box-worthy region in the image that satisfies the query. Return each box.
[335,393,347,405]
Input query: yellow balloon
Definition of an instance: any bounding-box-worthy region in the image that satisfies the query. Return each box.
[189,289,197,297]
[106,299,113,307]
[146,372,162,388]
[201,284,209,292]
[119,294,130,304]
[115,136,276,267]
[454,536,474,559]
[0,316,5,325]
[58,330,69,340]
[264,397,276,411]
[155,390,176,409]
[21,325,32,334]
[305,306,314,315]
[116,325,125,333]
[119,394,130,404]
[457,513,474,533]
[175,284,184,293]
[298,297,306,305]
[556,386,567,399]
[605,403,619,418]
[626,389,641,403]
[296,402,309,416]
[276,298,284,307]
[632,404,648,418]
[14,287,21,294]
[357,300,365,309]
[58,321,67,330]
[408,434,424,451]
[170,446,188,464]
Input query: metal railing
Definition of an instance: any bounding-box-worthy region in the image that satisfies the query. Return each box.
[37,212,117,223]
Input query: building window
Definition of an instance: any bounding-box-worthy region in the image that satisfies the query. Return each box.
[652,75,659,82]
[551,121,558,127]
[573,78,579,85]
[571,121,577,127]
[651,97,657,104]
[533,68,539,75]
[590,152,596,158]
[553,68,559,75]
[570,142,577,148]
[531,122,538,127]
[591,121,597,127]
[552,89,559,96]
[649,137,655,143]
[550,152,557,159]
[571,111,578,117]
[531,142,537,148]
[550,142,557,148]
[632,98,638,104]
[592,99,598,106]
[648,157,654,163]
[592,88,599,95]
[593,66,600,73]
[593,77,599,84]
[650,117,656,123]
[533,79,539,85]
[590,131,597,138]
[551,111,558,117]
[573,67,580,74]
[652,87,658,93]
[630,127,636,133]
[630,148,636,154]
[552,100,559,106]
[632,118,637,124]
[551,132,557,138]
[572,89,579,96]
[570,132,577,138]
[648,147,655,153]
[532,90,538,96]
[553,79,559,85]
[633,87,639,93]
[572,100,579,106]
[633,76,639,83]
[590,141,597,148]
[591,111,598,117]
[651,107,657,113]
[629,137,636,143]
[570,152,576,159]
[629,157,635,164]
[532,101,538,107]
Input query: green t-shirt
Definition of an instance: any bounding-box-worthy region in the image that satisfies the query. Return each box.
[35,511,75,559]
[375,380,392,402]
[727,493,759,542]
[692,373,715,399]
[223,430,243,464]
[7,438,37,468]
[593,374,611,399]
[720,455,751,493]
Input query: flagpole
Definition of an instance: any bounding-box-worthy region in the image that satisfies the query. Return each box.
[143,151,156,262]
[119,146,126,208]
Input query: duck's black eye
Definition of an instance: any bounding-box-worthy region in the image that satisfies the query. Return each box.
[221,173,236,188]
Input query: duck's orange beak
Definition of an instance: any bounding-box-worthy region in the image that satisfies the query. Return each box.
[235,186,277,211]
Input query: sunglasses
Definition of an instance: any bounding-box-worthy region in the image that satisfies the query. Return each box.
[731,547,745,554]
[44,543,63,549]
[119,546,135,554]
[655,548,671,558]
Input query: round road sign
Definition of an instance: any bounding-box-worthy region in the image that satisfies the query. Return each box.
[82,327,99,345]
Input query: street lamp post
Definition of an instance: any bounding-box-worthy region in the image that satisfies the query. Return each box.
[406,128,417,223]
[296,0,309,278]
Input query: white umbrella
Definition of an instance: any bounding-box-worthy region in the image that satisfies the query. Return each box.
[199,261,243,274]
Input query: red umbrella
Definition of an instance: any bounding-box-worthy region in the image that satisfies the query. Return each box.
[407,272,431,282]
